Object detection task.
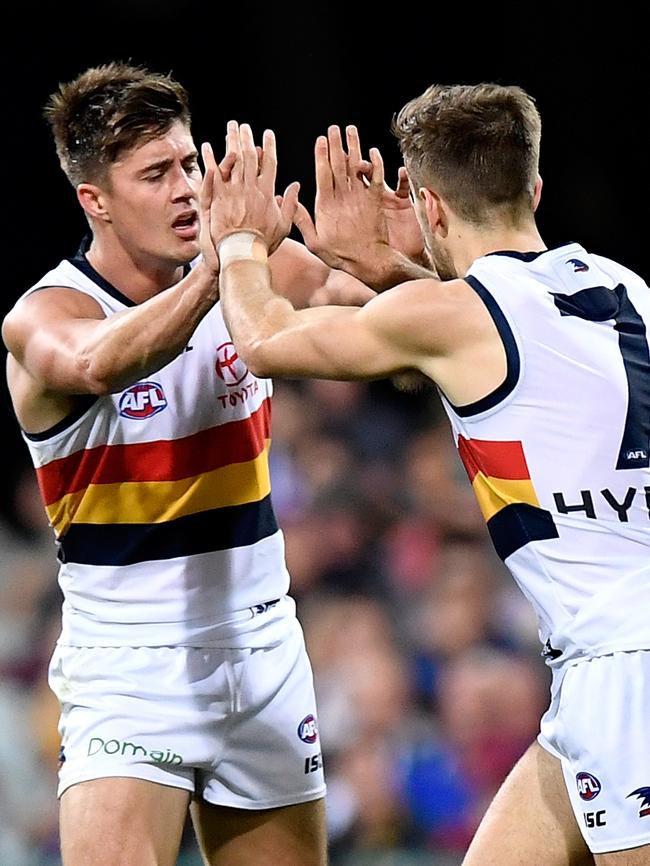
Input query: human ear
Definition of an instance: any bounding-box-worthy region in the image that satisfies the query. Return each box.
[533,175,543,212]
[419,187,448,238]
[77,183,111,222]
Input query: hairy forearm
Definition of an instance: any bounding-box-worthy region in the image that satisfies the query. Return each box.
[79,262,219,392]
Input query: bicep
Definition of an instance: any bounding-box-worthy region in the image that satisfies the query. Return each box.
[3,289,107,393]
[247,301,419,381]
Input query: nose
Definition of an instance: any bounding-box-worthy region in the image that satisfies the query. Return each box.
[171,164,196,201]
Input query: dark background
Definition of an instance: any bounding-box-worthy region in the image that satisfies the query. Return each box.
[2,0,647,515]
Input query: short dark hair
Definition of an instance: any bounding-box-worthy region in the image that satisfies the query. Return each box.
[44,61,192,187]
[392,83,541,225]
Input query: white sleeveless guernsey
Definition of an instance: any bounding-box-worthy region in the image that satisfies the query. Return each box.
[442,243,650,669]
[21,246,290,647]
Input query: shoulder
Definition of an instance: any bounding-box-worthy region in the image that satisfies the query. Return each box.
[591,252,648,287]
[360,276,490,354]
[3,286,105,353]
[363,276,484,323]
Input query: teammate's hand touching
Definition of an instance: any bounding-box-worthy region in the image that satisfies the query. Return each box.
[200,121,299,261]
[293,125,424,283]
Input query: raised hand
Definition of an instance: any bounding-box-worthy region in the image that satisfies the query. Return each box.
[200,121,299,260]
[293,125,389,274]
[293,125,425,279]
[379,165,425,263]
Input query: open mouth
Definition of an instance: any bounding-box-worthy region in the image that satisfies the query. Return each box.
[172,212,198,237]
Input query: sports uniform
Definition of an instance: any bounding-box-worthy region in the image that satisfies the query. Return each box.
[21,241,325,808]
[441,242,650,852]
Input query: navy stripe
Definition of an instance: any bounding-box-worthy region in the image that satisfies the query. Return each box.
[553,284,650,469]
[487,503,559,561]
[485,243,576,262]
[58,495,279,566]
[68,236,136,308]
[67,236,192,308]
[451,275,520,416]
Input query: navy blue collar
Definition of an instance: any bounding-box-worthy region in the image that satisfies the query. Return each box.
[486,242,577,262]
[67,235,192,308]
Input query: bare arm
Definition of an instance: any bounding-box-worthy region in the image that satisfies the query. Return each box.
[2,260,219,397]
[199,123,506,406]
[3,259,221,434]
[221,256,458,380]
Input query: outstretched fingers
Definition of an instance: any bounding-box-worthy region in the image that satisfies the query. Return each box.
[395,165,411,198]
[293,200,319,251]
[368,146,385,191]
[226,120,243,182]
[327,125,348,192]
[280,180,300,226]
[239,123,259,182]
[259,128,278,192]
[199,142,219,270]
[345,125,369,187]
[315,135,334,198]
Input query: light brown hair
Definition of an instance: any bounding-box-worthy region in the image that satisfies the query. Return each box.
[44,61,191,187]
[393,83,541,225]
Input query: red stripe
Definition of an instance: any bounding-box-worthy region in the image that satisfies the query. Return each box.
[457,436,530,482]
[36,398,271,506]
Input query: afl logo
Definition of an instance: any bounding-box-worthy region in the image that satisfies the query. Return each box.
[577,772,601,801]
[215,341,248,387]
[119,382,168,419]
[297,714,318,744]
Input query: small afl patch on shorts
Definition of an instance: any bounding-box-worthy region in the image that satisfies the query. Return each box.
[49,614,326,809]
[539,649,650,854]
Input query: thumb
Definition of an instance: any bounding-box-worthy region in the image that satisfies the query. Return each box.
[395,165,410,198]
[292,200,319,249]
[280,181,300,225]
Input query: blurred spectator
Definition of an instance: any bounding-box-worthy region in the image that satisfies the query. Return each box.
[0,469,61,865]
[1,378,552,865]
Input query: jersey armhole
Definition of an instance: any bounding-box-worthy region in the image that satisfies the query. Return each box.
[446,275,521,417]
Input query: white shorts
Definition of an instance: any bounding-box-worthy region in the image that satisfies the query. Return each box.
[48,611,326,809]
[538,649,650,854]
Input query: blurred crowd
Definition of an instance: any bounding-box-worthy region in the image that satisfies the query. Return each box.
[0,376,550,866]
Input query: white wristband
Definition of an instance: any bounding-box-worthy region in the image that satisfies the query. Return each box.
[218,231,268,269]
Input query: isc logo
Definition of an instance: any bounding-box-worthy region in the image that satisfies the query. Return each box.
[584,810,607,828]
[119,382,168,419]
[576,772,601,801]
[297,714,318,744]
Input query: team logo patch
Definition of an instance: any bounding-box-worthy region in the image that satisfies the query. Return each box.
[215,341,249,387]
[57,745,66,770]
[576,771,602,801]
[566,258,589,272]
[297,714,318,744]
[627,787,650,818]
[119,382,167,418]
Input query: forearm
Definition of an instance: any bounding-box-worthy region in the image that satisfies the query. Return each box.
[79,262,219,391]
[220,257,295,365]
[347,245,436,293]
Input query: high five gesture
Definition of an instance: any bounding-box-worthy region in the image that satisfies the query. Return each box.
[200,121,299,263]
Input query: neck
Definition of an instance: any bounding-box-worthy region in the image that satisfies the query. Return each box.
[85,234,186,303]
[448,221,546,277]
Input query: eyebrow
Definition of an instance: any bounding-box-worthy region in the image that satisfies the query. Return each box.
[138,151,199,176]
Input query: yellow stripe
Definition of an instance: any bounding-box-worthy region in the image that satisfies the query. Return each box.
[47,443,271,532]
[471,471,539,522]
